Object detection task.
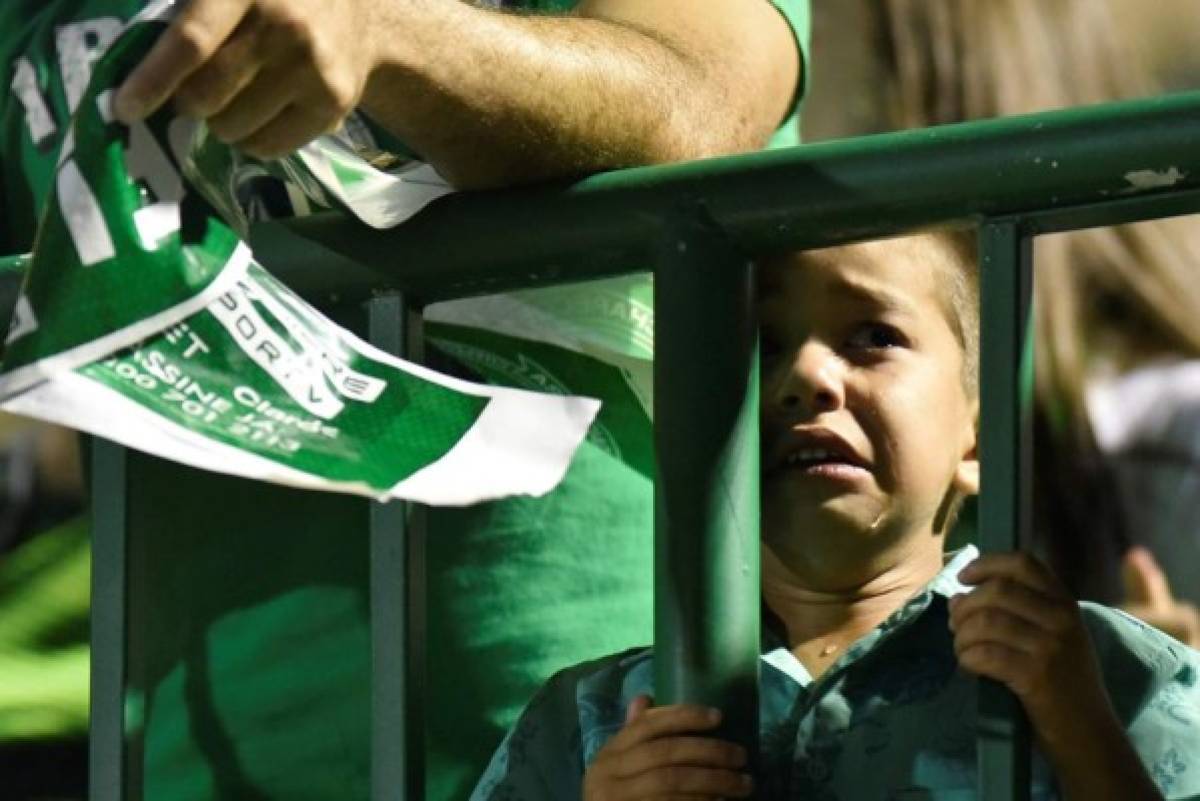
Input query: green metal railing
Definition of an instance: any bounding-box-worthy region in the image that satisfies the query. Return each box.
[3,89,1198,800]
[253,91,1199,801]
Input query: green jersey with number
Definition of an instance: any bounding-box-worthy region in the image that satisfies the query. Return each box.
[0,0,144,253]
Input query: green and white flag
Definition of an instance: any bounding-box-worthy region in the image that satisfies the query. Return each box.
[0,1,599,505]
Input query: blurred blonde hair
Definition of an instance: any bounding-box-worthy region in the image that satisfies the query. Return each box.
[875,0,1200,598]
[879,0,1200,412]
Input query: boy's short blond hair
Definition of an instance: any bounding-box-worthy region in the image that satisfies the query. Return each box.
[924,230,980,397]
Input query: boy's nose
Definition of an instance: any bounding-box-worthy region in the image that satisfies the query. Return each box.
[772,343,845,415]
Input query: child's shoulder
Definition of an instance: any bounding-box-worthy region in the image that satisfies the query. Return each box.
[538,645,654,715]
[1079,601,1196,668]
[1079,601,1199,726]
[541,644,650,685]
[516,646,653,724]
[1080,603,1200,798]
[496,646,653,780]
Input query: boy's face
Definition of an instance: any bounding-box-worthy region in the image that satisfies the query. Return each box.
[759,237,979,581]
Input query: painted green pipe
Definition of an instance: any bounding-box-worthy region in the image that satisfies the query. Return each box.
[653,212,760,772]
[977,222,1035,801]
[252,91,1200,304]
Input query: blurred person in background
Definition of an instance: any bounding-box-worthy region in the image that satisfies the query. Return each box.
[805,0,1200,646]
[0,422,83,558]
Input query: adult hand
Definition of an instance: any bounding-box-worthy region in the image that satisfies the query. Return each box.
[1121,546,1200,648]
[948,553,1119,755]
[582,694,752,801]
[114,0,385,158]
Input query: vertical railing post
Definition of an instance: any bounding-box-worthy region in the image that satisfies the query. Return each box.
[654,211,761,776]
[977,220,1034,801]
[368,295,426,801]
[90,439,130,801]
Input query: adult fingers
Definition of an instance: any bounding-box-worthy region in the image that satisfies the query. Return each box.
[1125,600,1200,648]
[116,0,251,123]
[605,705,722,754]
[1121,546,1175,613]
[1179,602,1200,649]
[232,104,335,161]
[174,19,265,120]
[607,736,747,780]
[206,65,297,144]
[226,53,362,157]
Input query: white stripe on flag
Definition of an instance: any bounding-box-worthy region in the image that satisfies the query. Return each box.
[58,160,116,267]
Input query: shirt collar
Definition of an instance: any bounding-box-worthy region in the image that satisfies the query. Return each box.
[929,544,980,599]
[761,545,982,686]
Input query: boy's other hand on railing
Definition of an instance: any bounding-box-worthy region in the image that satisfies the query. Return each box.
[582,695,752,801]
[949,552,1164,801]
[1121,545,1200,649]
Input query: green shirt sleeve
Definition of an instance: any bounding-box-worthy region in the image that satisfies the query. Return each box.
[767,0,811,149]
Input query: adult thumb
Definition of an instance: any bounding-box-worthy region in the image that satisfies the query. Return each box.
[1122,546,1174,611]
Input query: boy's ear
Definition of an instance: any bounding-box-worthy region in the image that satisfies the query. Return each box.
[953,401,980,497]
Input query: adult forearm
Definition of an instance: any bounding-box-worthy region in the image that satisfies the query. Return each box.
[362,0,780,188]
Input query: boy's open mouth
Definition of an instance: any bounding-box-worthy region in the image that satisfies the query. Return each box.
[781,454,870,481]
[767,427,871,482]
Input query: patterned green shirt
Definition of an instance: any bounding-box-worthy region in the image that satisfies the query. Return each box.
[472,546,1200,800]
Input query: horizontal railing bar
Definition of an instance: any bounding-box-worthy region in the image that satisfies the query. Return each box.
[3,93,1198,310]
[248,91,1200,304]
[1024,186,1200,236]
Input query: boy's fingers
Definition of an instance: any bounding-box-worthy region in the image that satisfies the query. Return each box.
[115,0,250,123]
[957,552,1060,597]
[625,694,653,724]
[948,578,1069,636]
[956,641,1028,689]
[610,736,747,780]
[1121,546,1175,612]
[608,705,722,752]
[620,765,753,799]
[951,608,1042,658]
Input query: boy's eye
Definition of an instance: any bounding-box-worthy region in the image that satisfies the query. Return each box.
[846,322,907,350]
